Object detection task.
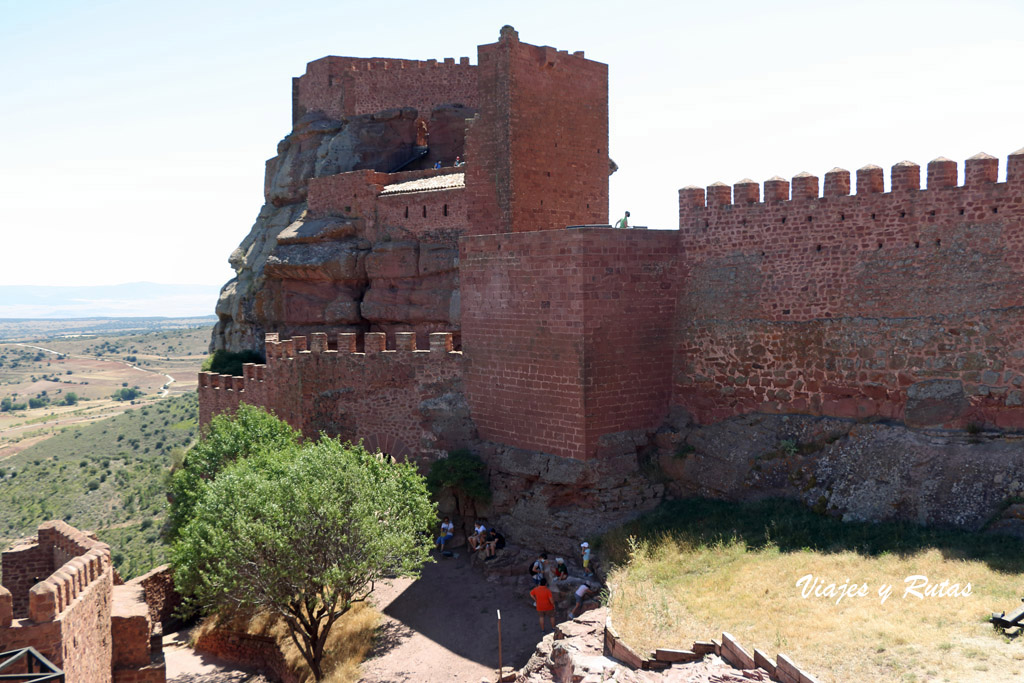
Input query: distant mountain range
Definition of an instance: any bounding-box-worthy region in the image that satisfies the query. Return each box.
[0,283,221,318]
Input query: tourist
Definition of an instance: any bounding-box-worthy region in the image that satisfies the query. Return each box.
[614,211,630,229]
[483,527,505,560]
[554,557,569,580]
[530,577,557,632]
[435,516,454,552]
[530,552,548,585]
[572,583,598,617]
[468,520,487,552]
[581,541,593,577]
[454,155,464,166]
[433,160,442,169]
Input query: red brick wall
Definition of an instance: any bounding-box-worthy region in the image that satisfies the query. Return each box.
[198,332,463,462]
[377,188,468,240]
[295,56,477,121]
[505,37,608,233]
[461,228,679,460]
[676,151,1024,427]
[465,27,608,236]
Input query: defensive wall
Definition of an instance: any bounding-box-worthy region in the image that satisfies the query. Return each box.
[198,331,465,461]
[461,228,679,460]
[0,521,166,682]
[676,149,1024,429]
[294,55,478,122]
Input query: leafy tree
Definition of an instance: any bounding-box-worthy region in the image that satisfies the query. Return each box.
[62,392,78,406]
[167,404,300,537]
[172,437,434,680]
[426,449,491,515]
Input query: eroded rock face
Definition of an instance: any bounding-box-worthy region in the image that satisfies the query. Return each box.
[655,411,1024,533]
[212,105,474,353]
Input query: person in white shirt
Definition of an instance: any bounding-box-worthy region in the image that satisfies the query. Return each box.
[435,516,455,551]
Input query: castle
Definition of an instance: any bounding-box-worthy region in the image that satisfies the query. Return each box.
[0,521,174,681]
[202,26,1024,549]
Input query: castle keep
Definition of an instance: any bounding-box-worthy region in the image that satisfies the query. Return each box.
[203,26,1024,547]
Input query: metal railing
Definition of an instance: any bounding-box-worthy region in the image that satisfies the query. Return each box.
[0,648,64,682]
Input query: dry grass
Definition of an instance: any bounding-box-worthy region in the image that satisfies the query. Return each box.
[198,603,380,682]
[609,530,1024,683]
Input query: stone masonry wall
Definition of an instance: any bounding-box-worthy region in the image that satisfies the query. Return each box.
[464,27,608,237]
[461,228,679,461]
[0,521,118,682]
[198,331,466,462]
[676,149,1024,428]
[294,55,478,122]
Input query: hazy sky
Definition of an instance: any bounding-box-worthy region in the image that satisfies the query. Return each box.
[1,0,1022,289]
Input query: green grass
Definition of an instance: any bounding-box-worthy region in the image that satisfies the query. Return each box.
[601,497,1024,572]
[0,393,198,579]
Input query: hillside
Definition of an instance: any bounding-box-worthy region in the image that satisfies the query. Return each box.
[0,393,197,579]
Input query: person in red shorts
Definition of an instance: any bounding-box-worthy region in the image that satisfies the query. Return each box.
[529,577,556,632]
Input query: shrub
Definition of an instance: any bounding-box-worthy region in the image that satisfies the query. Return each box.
[426,449,491,507]
[201,349,265,377]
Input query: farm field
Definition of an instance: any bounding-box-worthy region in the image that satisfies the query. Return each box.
[0,393,198,578]
[0,325,211,460]
[605,498,1024,683]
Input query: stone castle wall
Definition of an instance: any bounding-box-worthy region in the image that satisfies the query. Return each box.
[198,331,466,462]
[460,228,679,460]
[0,521,164,683]
[294,55,478,122]
[676,150,1024,429]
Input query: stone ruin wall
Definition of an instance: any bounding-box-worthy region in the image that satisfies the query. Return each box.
[0,521,166,683]
[676,149,1024,430]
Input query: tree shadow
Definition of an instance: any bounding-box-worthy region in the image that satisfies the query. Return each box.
[370,553,540,670]
[603,497,1024,574]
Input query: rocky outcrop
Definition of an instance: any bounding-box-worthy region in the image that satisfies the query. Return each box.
[212,105,475,353]
[655,409,1024,534]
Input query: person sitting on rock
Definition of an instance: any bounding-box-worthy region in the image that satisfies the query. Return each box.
[554,557,569,580]
[483,527,505,561]
[468,520,487,552]
[435,516,454,553]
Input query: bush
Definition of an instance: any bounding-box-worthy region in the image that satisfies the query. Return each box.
[112,387,142,401]
[167,404,300,537]
[426,449,491,506]
[201,349,265,377]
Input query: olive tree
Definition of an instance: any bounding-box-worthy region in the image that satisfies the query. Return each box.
[167,403,300,537]
[171,435,435,680]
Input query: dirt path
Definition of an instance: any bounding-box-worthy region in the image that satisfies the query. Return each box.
[164,628,269,683]
[12,342,176,396]
[360,550,541,682]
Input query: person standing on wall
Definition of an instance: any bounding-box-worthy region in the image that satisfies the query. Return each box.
[614,211,630,228]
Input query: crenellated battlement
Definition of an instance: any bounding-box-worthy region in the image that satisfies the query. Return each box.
[1,520,113,625]
[295,54,479,122]
[680,148,1024,218]
[197,332,464,461]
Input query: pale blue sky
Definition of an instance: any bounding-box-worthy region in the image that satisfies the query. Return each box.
[1,0,1022,289]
